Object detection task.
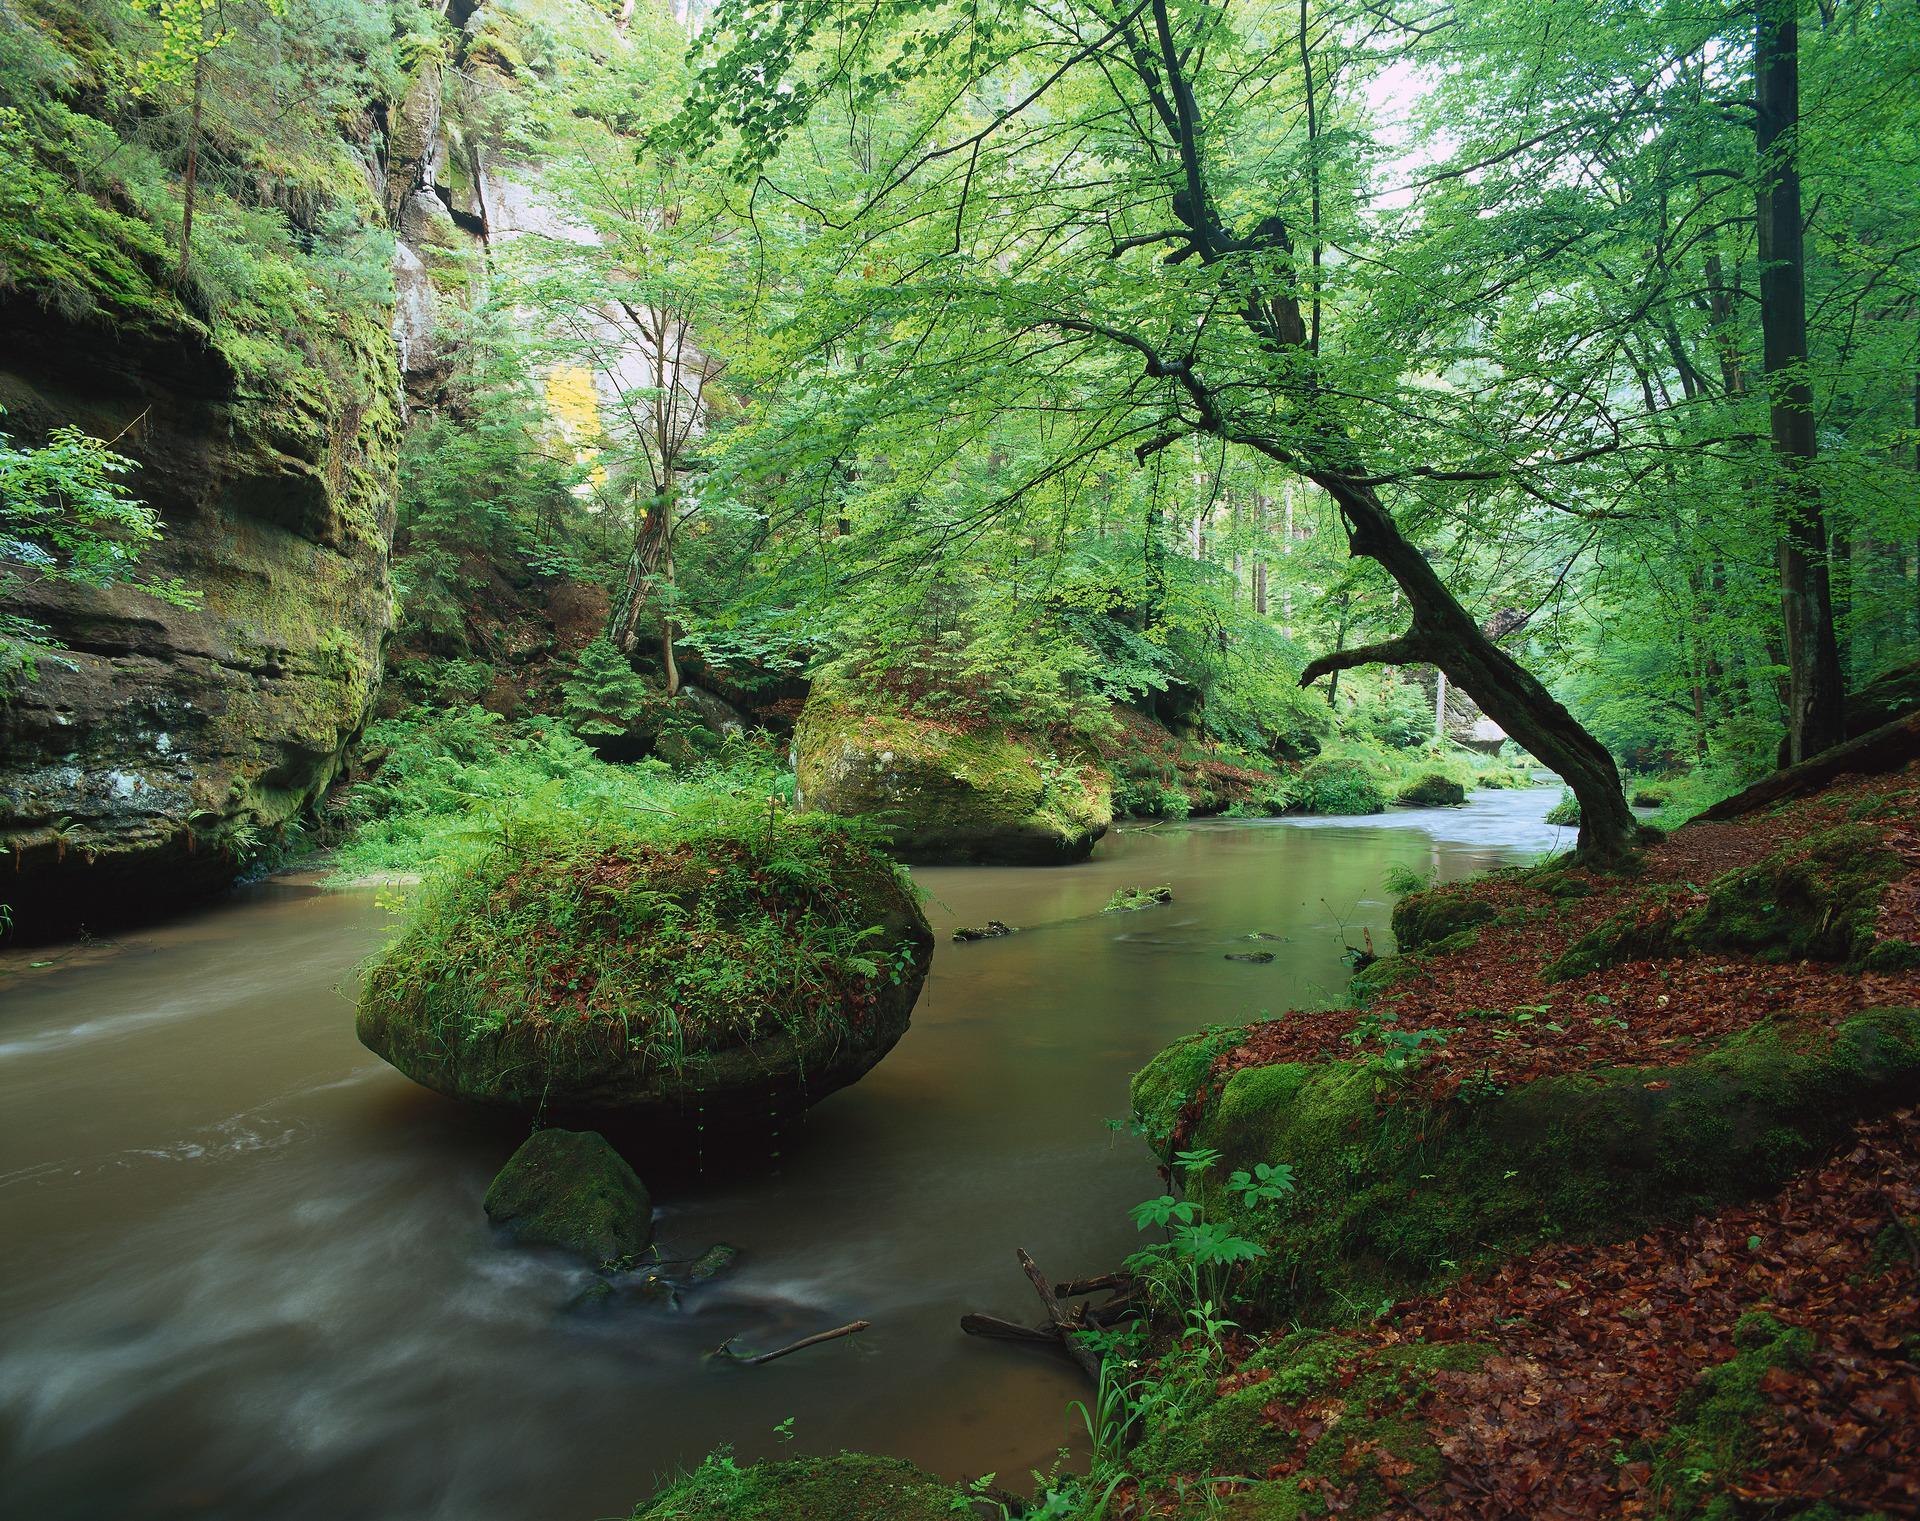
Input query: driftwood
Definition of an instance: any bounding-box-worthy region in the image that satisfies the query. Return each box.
[1018,1249,1102,1382]
[1054,1272,1127,1298]
[1703,710,1920,822]
[960,1312,1062,1347]
[712,1319,870,1366]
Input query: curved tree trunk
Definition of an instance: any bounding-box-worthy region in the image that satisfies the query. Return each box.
[1298,477,1635,860]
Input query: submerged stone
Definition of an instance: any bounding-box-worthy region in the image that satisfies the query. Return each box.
[952,920,1015,942]
[687,1243,740,1283]
[484,1128,652,1268]
[1225,950,1276,964]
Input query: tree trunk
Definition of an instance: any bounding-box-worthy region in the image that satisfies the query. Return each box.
[178,45,206,283]
[1755,0,1845,762]
[1298,477,1634,858]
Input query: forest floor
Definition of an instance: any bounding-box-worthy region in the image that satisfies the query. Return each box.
[1143,760,1920,1519]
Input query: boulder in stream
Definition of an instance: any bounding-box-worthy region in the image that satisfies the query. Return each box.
[792,687,1110,865]
[633,1453,964,1521]
[1396,773,1468,808]
[485,1128,652,1267]
[356,815,933,1134]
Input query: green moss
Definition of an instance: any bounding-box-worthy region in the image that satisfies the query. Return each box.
[1127,1333,1487,1518]
[1130,1025,1249,1154]
[1351,929,1480,1005]
[1552,824,1904,980]
[793,690,1111,864]
[631,1452,961,1521]
[1156,1010,1920,1320]
[1391,884,1498,954]
[1641,1313,1814,1520]
[1295,760,1389,816]
[355,813,934,1124]
[1396,773,1467,808]
[483,1127,651,1267]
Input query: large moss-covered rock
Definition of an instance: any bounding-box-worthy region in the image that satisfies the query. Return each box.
[792,690,1111,864]
[631,1453,961,1521]
[0,306,399,936]
[357,817,933,1130]
[1131,1009,1920,1319]
[484,1127,652,1267]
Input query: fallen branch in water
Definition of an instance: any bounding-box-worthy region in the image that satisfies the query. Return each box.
[960,1312,1062,1347]
[711,1319,870,1366]
[1018,1248,1101,1382]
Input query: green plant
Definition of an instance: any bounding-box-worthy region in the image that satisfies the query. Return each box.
[1383,862,1436,896]
[1126,1147,1292,1356]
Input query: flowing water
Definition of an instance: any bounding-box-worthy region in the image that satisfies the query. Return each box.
[0,788,1570,1521]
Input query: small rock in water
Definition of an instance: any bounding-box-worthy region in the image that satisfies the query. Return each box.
[1104,885,1174,912]
[687,1243,741,1283]
[1224,950,1276,964]
[561,1279,619,1316]
[484,1128,653,1269]
[953,920,1015,942]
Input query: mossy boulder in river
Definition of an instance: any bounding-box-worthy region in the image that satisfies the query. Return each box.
[1397,772,1467,808]
[792,690,1111,864]
[484,1128,652,1267]
[356,816,933,1132]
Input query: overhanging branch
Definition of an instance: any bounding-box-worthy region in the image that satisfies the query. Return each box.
[1299,631,1432,687]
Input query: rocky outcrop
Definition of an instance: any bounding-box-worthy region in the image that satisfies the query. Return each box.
[0,305,398,936]
[356,819,933,1133]
[793,689,1111,864]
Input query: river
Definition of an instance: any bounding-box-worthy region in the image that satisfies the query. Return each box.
[0,787,1569,1521]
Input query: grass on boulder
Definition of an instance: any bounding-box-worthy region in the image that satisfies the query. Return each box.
[355,801,933,1129]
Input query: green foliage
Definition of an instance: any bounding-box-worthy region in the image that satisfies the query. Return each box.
[560,636,656,739]
[0,412,194,685]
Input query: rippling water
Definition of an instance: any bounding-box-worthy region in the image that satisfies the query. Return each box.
[0,787,1565,1521]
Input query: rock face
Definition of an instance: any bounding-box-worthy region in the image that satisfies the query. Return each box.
[792,691,1112,865]
[356,820,933,1132]
[0,306,398,936]
[484,1128,652,1266]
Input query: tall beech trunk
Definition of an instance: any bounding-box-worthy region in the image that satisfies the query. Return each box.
[1756,0,1845,761]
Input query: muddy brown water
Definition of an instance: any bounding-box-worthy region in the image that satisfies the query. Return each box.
[0,789,1569,1521]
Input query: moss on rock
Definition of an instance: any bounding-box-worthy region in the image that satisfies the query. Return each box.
[792,689,1111,864]
[484,1127,652,1267]
[1136,1010,1920,1319]
[1390,884,1498,954]
[630,1453,960,1520]
[1294,760,1389,816]
[357,816,933,1132]
[1551,823,1905,980]
[1396,773,1467,808]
